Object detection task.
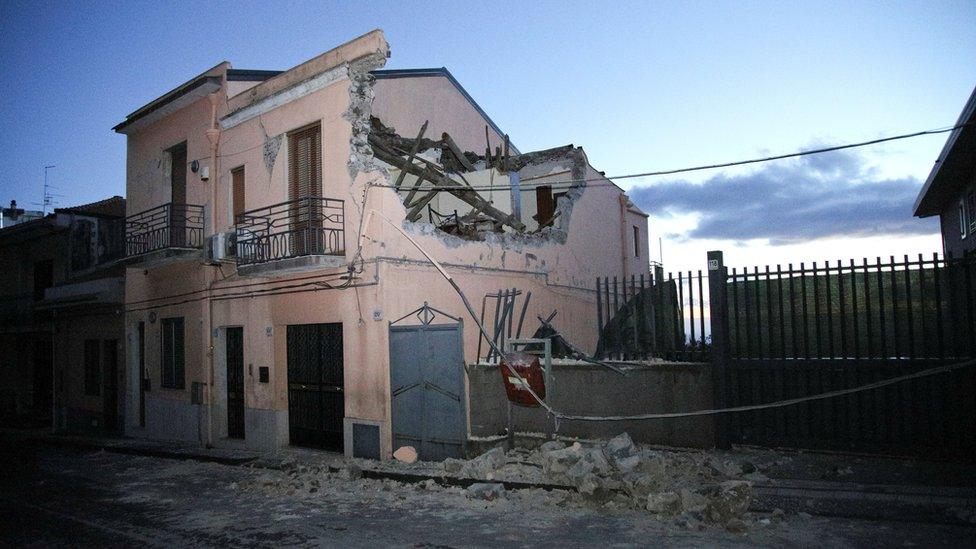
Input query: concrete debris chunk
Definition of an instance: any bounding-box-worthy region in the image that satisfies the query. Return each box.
[707,456,743,478]
[466,482,506,500]
[703,480,753,523]
[338,464,362,481]
[542,442,584,476]
[679,488,709,514]
[539,440,566,453]
[646,491,681,515]
[393,446,418,464]
[443,458,464,474]
[460,447,507,480]
[725,518,748,533]
[603,432,640,474]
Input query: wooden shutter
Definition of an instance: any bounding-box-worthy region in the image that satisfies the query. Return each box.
[232,167,246,221]
[161,317,186,390]
[288,124,322,200]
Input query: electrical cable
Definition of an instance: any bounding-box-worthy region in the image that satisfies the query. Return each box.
[369,122,972,193]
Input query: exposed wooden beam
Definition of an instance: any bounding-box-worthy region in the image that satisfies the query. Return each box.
[370,134,526,232]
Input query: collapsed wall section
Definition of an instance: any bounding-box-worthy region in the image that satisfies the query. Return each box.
[366,117,588,244]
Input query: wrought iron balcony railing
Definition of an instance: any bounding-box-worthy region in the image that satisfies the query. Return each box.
[235,197,344,266]
[124,203,205,257]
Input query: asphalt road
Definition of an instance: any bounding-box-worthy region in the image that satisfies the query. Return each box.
[1,440,974,548]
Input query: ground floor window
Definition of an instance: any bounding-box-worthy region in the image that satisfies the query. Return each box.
[160,317,185,389]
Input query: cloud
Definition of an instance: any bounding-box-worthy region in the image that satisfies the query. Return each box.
[628,149,939,245]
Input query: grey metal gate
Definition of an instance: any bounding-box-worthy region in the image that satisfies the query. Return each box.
[389,303,465,461]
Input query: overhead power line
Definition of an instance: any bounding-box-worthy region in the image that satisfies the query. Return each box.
[370,121,970,192]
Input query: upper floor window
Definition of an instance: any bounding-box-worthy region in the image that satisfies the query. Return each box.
[288,124,322,200]
[33,259,53,300]
[633,225,640,257]
[232,166,246,221]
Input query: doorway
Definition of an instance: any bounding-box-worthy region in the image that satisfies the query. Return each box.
[287,323,343,451]
[32,340,53,426]
[389,304,465,460]
[226,327,245,439]
[102,339,119,434]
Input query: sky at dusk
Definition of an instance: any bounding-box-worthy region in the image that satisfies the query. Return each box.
[1,1,973,272]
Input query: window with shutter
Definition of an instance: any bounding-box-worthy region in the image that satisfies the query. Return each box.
[288,124,322,200]
[161,317,185,389]
[232,166,246,222]
[287,124,322,254]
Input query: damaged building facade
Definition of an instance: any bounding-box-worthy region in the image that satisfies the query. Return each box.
[115,30,648,458]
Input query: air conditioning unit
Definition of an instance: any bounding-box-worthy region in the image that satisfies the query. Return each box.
[206,231,236,263]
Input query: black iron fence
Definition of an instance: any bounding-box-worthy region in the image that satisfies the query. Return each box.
[595,252,976,456]
[124,203,204,257]
[714,251,976,456]
[594,267,710,361]
[727,254,976,360]
[235,197,344,266]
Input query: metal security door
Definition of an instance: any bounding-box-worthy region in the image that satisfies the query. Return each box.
[287,323,344,451]
[390,304,465,461]
[226,327,245,439]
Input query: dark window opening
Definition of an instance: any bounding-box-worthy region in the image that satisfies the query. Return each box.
[33,259,53,301]
[161,317,185,390]
[84,339,101,396]
[535,185,555,226]
[633,225,640,257]
[169,142,187,205]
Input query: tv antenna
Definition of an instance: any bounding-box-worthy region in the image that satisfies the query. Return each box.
[40,165,57,214]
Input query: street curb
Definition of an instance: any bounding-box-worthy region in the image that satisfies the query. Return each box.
[2,432,257,466]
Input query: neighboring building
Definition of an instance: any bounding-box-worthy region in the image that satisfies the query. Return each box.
[0,196,125,433]
[114,30,648,458]
[0,200,44,228]
[914,85,976,257]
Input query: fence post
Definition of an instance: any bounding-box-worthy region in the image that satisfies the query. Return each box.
[707,250,732,449]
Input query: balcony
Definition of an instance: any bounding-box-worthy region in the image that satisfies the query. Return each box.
[235,197,345,274]
[124,203,205,264]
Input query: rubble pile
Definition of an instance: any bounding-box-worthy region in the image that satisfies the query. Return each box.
[239,433,784,533]
[447,433,769,531]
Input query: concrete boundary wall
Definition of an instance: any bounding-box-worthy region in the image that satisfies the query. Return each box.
[468,361,716,449]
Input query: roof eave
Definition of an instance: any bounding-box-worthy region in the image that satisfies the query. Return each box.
[913,85,976,217]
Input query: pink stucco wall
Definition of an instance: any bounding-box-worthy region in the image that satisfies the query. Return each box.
[120,30,650,455]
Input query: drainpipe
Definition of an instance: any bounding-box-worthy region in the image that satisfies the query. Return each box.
[206,92,221,236]
[204,90,221,448]
[619,194,629,280]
